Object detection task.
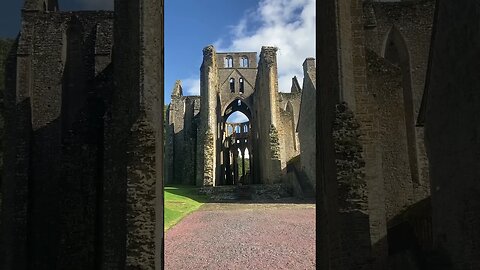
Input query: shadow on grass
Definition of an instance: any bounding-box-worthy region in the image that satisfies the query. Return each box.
[164,185,209,203]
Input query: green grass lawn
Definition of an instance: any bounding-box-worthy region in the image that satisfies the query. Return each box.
[164,185,207,231]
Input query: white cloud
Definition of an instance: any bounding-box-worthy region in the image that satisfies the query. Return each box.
[218,0,316,92]
[180,77,201,96]
[75,0,113,10]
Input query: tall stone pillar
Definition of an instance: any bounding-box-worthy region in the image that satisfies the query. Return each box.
[0,29,31,270]
[199,45,218,186]
[104,0,163,268]
[425,1,480,268]
[1,2,47,268]
[255,47,281,184]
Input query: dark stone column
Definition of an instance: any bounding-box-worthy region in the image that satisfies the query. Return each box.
[105,0,164,268]
[425,1,480,268]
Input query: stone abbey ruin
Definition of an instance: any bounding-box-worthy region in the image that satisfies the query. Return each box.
[0,0,479,269]
[0,0,163,269]
[165,47,316,195]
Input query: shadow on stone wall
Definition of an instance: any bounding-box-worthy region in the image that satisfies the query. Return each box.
[370,196,453,270]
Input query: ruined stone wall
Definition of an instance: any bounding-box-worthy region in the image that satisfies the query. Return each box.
[364,0,435,200]
[1,8,114,269]
[425,1,480,268]
[167,93,200,185]
[334,102,372,270]
[168,95,185,183]
[278,91,302,167]
[340,1,388,268]
[367,49,416,223]
[297,59,316,188]
[279,92,301,129]
[277,106,298,168]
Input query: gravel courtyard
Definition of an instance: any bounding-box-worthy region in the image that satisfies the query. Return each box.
[164,203,316,269]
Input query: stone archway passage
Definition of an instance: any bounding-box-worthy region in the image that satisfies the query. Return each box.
[220,99,254,186]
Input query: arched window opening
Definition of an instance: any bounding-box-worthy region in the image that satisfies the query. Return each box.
[244,125,248,132]
[225,56,233,68]
[237,100,241,106]
[229,78,235,92]
[240,56,249,68]
[239,77,245,93]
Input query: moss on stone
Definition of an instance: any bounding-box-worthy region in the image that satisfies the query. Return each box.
[269,124,280,159]
[333,102,368,211]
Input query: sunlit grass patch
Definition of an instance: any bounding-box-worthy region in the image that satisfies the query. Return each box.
[164,185,206,231]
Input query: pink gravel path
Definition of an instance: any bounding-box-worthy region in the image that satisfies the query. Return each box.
[164,203,316,270]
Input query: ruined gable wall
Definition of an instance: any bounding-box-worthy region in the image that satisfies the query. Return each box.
[217,52,257,114]
[365,0,435,197]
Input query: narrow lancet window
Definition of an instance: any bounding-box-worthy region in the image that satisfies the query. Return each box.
[240,56,249,67]
[230,78,235,92]
[239,78,245,93]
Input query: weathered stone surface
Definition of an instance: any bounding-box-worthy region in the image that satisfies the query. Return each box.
[0,1,163,269]
[316,0,436,269]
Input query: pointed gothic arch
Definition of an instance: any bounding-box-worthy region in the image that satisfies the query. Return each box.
[383,26,420,184]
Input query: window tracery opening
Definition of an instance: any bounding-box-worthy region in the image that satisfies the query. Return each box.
[240,56,249,68]
[225,56,233,68]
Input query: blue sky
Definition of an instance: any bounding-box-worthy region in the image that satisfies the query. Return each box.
[0,0,316,122]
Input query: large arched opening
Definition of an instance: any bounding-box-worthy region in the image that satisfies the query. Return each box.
[220,99,254,186]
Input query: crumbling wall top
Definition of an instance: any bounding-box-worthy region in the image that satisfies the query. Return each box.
[260,46,278,67]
